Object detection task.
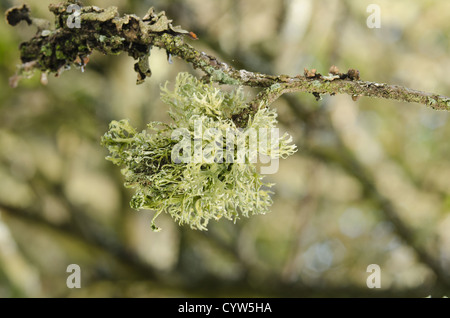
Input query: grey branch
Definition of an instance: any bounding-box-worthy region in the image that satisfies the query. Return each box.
[6,2,450,117]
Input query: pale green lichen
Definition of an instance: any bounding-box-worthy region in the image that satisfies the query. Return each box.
[427,96,437,107]
[101,72,296,231]
[210,69,241,85]
[270,83,281,90]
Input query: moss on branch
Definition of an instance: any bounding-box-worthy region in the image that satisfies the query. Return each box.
[6,2,450,113]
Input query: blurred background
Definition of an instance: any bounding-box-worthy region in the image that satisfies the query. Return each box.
[1,0,450,297]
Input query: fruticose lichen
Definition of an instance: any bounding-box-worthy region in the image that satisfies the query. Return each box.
[101,73,296,231]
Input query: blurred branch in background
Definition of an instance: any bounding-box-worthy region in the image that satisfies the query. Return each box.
[1,0,450,298]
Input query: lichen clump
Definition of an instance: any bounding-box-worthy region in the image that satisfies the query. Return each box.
[101,73,296,231]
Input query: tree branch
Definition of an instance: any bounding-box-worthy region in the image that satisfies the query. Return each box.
[6,2,450,117]
[0,202,160,280]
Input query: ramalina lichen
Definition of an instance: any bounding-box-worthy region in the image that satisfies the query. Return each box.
[101,72,296,231]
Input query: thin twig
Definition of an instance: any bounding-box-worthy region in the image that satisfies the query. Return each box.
[6,2,450,114]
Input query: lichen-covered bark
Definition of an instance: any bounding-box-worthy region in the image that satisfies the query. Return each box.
[8,2,191,84]
[6,2,450,116]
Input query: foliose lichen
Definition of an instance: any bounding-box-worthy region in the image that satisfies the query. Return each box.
[101,72,297,231]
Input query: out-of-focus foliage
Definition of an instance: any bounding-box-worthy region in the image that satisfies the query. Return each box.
[0,0,450,297]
